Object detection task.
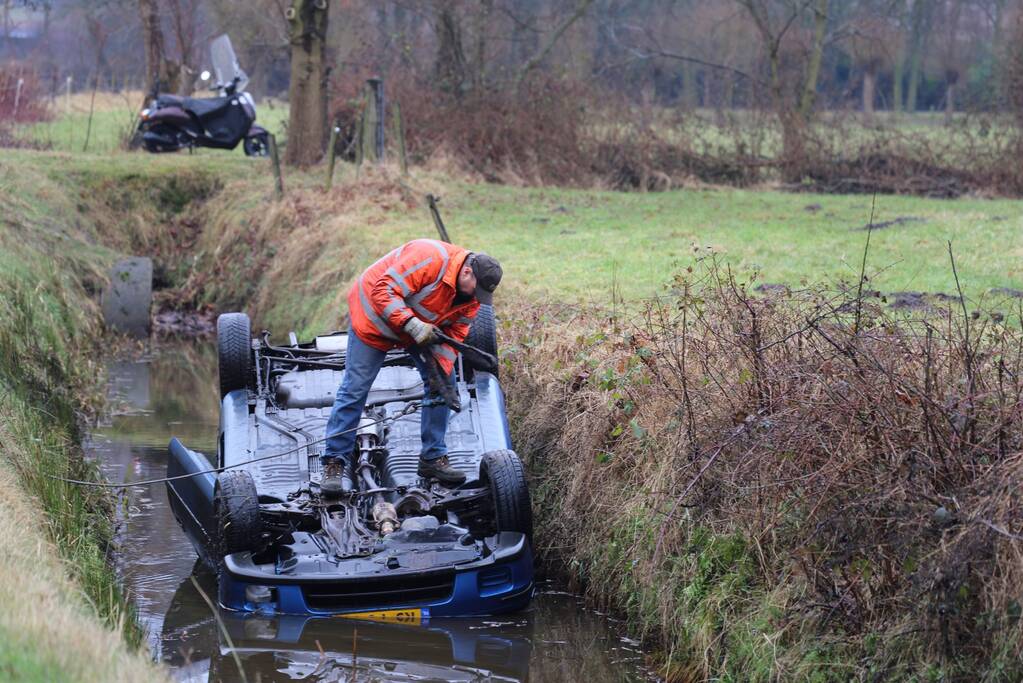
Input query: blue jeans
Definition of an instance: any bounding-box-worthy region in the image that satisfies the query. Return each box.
[323,328,454,464]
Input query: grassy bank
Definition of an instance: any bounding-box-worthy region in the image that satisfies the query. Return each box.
[500,278,1023,681]
[1,146,1020,680]
[0,157,172,680]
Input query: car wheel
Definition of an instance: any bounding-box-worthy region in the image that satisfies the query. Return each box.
[480,449,532,539]
[464,303,499,376]
[213,470,262,557]
[217,312,251,398]
[243,132,270,157]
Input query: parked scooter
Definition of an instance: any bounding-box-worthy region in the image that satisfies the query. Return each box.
[135,35,269,157]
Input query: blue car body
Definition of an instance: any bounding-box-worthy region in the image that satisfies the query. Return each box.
[167,323,533,619]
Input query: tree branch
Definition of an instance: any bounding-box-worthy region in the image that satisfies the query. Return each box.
[515,0,595,85]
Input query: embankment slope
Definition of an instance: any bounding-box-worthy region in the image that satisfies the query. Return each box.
[2,148,1021,681]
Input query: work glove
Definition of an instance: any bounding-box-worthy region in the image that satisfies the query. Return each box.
[404,317,439,345]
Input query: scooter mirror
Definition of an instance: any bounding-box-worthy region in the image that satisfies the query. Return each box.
[200,70,211,82]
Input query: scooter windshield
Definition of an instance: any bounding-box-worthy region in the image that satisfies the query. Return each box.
[210,34,249,93]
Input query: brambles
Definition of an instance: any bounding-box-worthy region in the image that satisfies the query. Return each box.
[503,262,1023,679]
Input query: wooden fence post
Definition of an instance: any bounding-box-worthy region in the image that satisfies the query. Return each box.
[355,108,365,178]
[269,134,284,199]
[393,102,407,176]
[325,122,339,191]
[361,78,385,164]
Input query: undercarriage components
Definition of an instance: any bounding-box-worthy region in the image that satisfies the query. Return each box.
[372,501,399,535]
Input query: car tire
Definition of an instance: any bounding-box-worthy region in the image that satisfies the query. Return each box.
[243,132,270,157]
[480,449,532,539]
[213,470,262,558]
[218,312,251,398]
[464,304,498,377]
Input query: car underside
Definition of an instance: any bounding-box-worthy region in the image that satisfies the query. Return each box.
[166,309,534,619]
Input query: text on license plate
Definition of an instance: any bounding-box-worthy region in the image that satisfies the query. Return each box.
[333,608,422,625]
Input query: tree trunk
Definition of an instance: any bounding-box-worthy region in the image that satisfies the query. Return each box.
[138,0,178,95]
[285,0,331,167]
[944,80,955,123]
[892,49,904,112]
[680,60,696,109]
[905,0,930,112]
[798,0,828,120]
[862,68,875,116]
[435,1,467,95]
[473,0,492,91]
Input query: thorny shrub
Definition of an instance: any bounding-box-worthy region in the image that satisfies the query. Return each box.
[502,260,1023,679]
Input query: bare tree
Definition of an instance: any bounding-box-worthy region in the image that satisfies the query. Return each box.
[736,0,829,179]
[845,9,897,116]
[284,0,330,166]
[940,0,963,122]
[515,0,596,85]
[434,0,467,94]
[904,0,932,112]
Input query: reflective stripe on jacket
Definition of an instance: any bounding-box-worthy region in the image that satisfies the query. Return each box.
[348,239,480,375]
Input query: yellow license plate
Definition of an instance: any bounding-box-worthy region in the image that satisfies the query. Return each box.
[334,608,422,625]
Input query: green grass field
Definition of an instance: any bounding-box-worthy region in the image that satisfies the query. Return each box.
[392,183,1023,306]
[4,134,1020,311]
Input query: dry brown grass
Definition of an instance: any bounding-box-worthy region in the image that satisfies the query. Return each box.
[501,260,1023,680]
[173,167,431,336]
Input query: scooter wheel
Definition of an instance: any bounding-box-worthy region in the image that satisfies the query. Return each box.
[244,132,270,157]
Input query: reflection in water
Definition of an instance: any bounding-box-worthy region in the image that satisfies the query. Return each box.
[88,342,657,683]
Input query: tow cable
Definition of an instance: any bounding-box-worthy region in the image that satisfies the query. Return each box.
[45,403,421,489]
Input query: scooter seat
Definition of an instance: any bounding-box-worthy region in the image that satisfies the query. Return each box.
[182,96,233,119]
[156,94,185,108]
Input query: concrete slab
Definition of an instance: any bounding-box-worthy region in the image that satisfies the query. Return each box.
[102,257,152,338]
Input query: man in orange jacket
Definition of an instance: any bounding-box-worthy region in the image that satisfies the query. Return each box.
[321,239,503,496]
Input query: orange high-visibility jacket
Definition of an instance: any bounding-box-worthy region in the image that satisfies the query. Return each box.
[348,239,479,375]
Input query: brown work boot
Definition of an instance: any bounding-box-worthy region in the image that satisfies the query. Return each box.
[417,455,466,486]
[321,457,345,498]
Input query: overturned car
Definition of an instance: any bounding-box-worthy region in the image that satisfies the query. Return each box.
[166,308,533,619]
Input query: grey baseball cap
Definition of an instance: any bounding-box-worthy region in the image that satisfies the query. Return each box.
[470,252,502,305]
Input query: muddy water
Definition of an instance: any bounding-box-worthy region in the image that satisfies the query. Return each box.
[87,341,658,683]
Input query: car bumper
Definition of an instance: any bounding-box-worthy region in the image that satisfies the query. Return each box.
[218,532,534,618]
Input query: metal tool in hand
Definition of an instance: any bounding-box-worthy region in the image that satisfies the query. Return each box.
[410,345,462,413]
[433,331,499,375]
[410,332,498,413]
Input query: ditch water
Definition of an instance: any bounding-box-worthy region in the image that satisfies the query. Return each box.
[85,340,659,682]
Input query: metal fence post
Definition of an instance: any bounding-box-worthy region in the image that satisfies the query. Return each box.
[13,78,24,120]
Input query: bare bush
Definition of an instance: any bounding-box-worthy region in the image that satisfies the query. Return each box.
[502,261,1023,679]
[0,64,50,124]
